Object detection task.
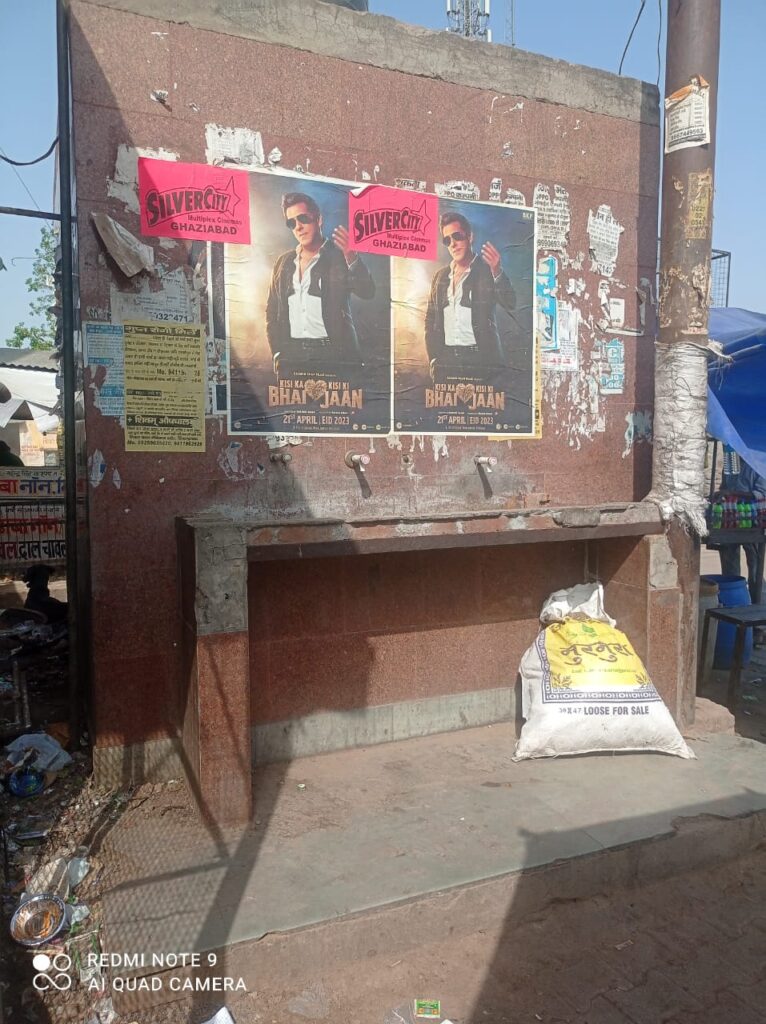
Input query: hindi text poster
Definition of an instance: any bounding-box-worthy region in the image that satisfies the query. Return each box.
[124,321,206,452]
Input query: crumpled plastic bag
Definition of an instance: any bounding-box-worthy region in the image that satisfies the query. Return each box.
[4,732,72,772]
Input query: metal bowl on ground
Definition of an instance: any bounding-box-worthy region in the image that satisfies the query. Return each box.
[10,893,67,946]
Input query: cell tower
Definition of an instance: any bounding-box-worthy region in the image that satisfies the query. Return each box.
[447,0,492,42]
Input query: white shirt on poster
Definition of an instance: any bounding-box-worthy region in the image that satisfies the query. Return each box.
[288,248,327,339]
[444,257,478,347]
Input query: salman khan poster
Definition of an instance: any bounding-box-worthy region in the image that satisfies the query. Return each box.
[213,168,536,438]
[221,171,392,437]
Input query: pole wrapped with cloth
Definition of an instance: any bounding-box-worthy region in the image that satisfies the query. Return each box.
[648,0,721,535]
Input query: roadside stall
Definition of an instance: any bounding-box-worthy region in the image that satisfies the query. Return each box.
[706,307,766,603]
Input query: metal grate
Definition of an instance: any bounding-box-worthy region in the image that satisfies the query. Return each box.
[710,249,731,307]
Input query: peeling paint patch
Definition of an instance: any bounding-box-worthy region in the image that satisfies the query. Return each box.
[218,441,243,479]
[502,142,513,159]
[430,435,449,461]
[112,468,122,489]
[386,434,403,451]
[88,450,106,488]
[205,124,265,167]
[107,144,178,214]
[267,147,283,166]
[638,277,654,330]
[622,410,653,458]
[395,522,433,537]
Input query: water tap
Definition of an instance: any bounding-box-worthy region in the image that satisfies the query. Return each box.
[474,455,498,474]
[345,452,371,473]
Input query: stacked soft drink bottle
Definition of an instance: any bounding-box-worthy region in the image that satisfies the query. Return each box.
[708,493,766,530]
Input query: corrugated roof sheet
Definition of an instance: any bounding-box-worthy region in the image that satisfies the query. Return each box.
[0,348,58,371]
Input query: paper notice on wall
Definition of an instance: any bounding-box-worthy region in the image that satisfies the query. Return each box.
[85,322,125,419]
[599,338,625,395]
[608,297,625,329]
[110,267,200,325]
[542,301,579,372]
[207,336,228,415]
[533,183,571,251]
[536,256,558,352]
[587,205,624,277]
[205,124,265,168]
[394,178,427,192]
[664,76,710,154]
[124,321,206,452]
[685,169,713,240]
[504,188,527,207]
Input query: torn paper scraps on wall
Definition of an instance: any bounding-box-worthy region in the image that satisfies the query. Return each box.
[205,124,265,168]
[598,339,625,395]
[622,410,653,458]
[107,144,178,214]
[587,204,624,277]
[435,181,480,201]
[533,183,571,252]
[91,213,155,278]
[88,449,106,488]
[85,322,125,420]
[110,267,200,325]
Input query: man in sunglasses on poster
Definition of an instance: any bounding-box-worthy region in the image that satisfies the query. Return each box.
[266,191,376,376]
[425,211,516,382]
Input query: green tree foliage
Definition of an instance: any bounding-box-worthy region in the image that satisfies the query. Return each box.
[6,225,58,350]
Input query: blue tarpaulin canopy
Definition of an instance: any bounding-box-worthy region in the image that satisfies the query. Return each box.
[708,307,766,480]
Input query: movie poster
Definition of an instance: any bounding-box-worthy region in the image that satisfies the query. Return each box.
[393,198,536,436]
[223,170,392,437]
[217,170,537,437]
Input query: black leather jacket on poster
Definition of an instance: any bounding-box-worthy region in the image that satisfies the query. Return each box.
[265,241,375,363]
[425,258,516,366]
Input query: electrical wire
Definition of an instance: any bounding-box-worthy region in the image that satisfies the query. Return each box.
[0,137,58,167]
[618,0,647,76]
[0,145,44,216]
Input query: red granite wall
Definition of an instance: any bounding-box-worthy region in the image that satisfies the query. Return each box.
[69,0,660,756]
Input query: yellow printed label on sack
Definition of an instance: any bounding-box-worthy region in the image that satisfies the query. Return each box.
[544,618,651,692]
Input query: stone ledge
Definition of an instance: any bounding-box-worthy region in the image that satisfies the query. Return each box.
[74,0,659,124]
[253,687,517,763]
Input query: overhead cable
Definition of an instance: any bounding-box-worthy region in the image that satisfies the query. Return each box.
[0,137,59,167]
[618,0,648,75]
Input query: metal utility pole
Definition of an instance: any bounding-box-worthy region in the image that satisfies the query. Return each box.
[651,0,721,533]
[506,0,515,46]
[56,0,83,742]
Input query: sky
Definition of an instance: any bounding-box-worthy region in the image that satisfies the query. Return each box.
[0,0,761,342]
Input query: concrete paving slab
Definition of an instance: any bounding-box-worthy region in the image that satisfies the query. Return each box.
[101,725,766,960]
